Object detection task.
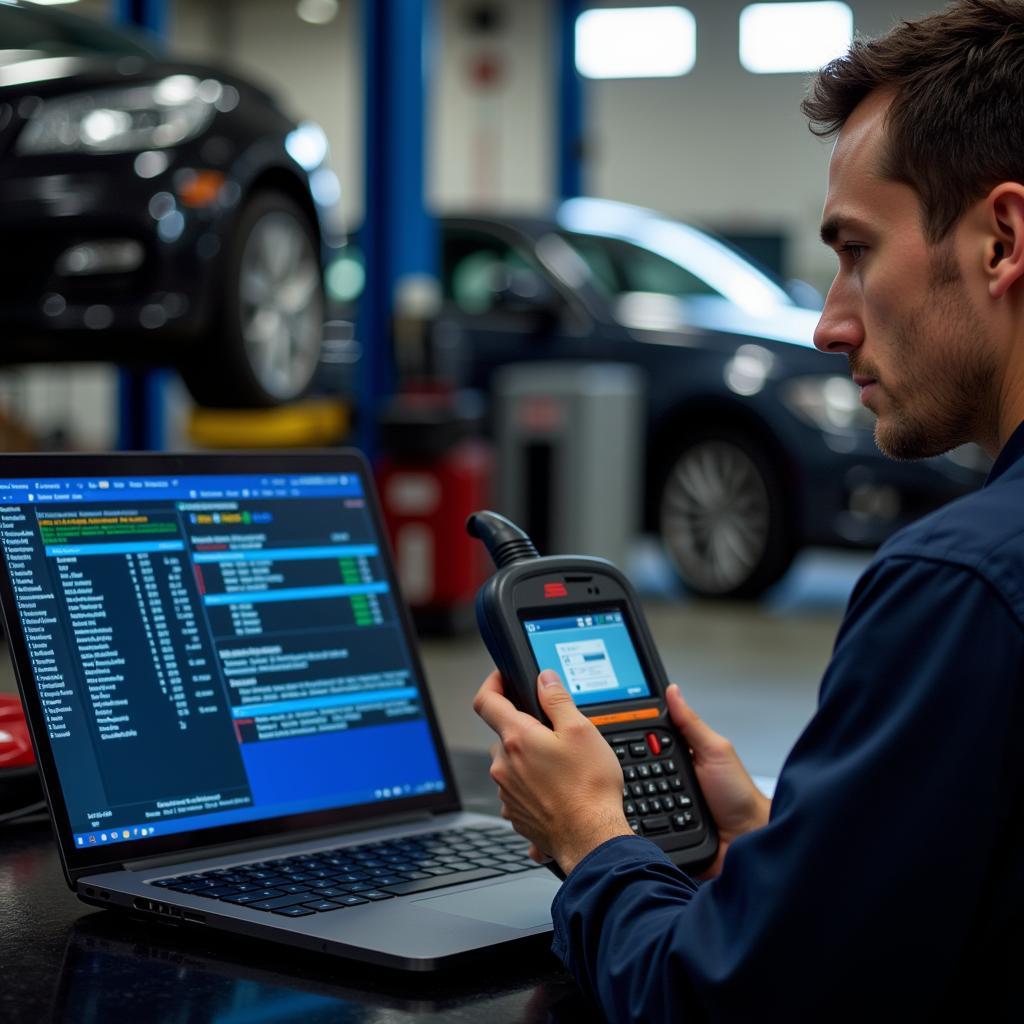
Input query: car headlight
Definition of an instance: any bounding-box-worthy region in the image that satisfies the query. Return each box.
[782,375,874,432]
[16,75,220,156]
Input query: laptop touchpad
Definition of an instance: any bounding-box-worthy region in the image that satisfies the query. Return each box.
[413,875,558,929]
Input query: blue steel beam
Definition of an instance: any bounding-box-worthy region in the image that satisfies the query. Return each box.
[358,0,438,459]
[113,0,167,37]
[557,0,585,200]
[111,0,169,450]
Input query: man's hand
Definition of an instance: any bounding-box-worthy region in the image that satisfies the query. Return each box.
[473,669,632,875]
[666,684,770,878]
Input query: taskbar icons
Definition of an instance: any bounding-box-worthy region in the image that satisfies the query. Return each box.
[373,783,413,801]
[76,824,157,847]
[372,780,445,801]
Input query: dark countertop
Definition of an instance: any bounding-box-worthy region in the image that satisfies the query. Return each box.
[0,752,599,1024]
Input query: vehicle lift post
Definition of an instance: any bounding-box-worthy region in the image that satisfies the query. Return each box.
[556,0,585,200]
[111,0,170,451]
[359,0,439,460]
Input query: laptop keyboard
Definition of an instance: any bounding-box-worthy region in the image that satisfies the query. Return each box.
[148,825,543,918]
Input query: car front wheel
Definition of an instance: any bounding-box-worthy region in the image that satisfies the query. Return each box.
[183,190,325,408]
[657,432,797,598]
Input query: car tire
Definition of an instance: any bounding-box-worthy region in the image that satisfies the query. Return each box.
[657,431,797,599]
[182,190,324,408]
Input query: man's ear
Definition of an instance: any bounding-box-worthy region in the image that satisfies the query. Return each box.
[986,184,1024,299]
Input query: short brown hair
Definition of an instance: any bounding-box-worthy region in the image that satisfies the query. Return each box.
[802,0,1024,241]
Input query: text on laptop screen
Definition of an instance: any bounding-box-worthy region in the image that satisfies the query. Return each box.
[0,472,446,849]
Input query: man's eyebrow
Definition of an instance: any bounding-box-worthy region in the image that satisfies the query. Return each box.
[820,216,844,246]
[819,215,870,246]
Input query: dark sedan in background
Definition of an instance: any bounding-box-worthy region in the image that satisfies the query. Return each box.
[0,0,340,407]
[329,198,988,598]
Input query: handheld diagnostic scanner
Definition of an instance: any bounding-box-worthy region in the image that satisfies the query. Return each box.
[467,510,718,871]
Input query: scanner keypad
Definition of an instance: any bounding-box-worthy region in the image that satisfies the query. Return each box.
[609,729,699,838]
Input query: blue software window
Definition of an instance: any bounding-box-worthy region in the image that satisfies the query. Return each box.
[522,608,652,707]
[0,471,446,851]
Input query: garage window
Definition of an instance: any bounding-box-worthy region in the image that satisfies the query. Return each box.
[739,2,852,74]
[575,6,697,79]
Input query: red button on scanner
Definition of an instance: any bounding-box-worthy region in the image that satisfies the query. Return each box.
[646,732,661,756]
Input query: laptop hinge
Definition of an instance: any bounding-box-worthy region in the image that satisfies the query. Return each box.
[119,810,436,872]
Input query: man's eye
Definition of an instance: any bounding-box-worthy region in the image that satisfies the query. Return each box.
[839,243,866,262]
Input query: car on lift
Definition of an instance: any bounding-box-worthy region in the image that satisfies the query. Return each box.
[0,0,341,407]
[328,198,989,598]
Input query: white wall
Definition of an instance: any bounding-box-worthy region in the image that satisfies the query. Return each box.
[582,0,940,289]
[430,0,553,211]
[170,0,555,218]
[166,0,942,290]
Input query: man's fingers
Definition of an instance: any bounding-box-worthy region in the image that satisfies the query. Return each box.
[536,670,583,730]
[666,683,726,757]
[476,669,504,701]
[474,671,525,738]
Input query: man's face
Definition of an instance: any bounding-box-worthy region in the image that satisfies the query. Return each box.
[814,90,997,459]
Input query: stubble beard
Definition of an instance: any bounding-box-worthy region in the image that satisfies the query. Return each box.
[865,248,996,461]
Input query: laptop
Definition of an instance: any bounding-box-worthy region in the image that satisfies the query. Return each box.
[0,450,559,970]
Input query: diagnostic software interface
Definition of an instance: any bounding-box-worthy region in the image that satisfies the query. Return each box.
[522,607,653,708]
[0,471,445,850]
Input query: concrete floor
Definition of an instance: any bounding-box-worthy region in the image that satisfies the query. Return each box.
[0,547,869,781]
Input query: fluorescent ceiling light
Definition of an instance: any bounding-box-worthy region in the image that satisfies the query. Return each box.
[576,6,696,80]
[296,0,338,26]
[23,0,80,5]
[740,2,852,74]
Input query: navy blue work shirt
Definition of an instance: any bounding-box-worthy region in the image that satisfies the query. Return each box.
[552,423,1024,1022]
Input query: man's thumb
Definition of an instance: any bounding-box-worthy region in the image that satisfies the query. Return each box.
[666,684,721,755]
[537,670,578,727]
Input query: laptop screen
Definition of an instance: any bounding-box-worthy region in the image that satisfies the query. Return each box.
[0,457,451,859]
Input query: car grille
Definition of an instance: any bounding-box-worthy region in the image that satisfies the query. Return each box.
[0,233,56,304]
[0,228,152,309]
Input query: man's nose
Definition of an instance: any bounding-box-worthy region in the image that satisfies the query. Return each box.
[813,280,864,354]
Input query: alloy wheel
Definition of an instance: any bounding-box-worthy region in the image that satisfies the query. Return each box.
[238,209,324,402]
[659,439,773,596]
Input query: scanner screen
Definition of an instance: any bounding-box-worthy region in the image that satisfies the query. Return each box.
[522,607,653,707]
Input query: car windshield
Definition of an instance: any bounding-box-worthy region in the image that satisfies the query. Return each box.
[557,198,794,316]
[562,231,724,299]
[0,2,156,65]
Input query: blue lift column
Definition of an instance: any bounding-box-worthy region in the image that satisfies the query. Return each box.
[557,0,585,200]
[112,0,169,450]
[358,0,438,459]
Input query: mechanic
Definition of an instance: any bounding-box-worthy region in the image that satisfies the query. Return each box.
[474,2,1024,1019]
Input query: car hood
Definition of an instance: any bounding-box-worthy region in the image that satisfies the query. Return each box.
[614,292,824,352]
[0,52,271,104]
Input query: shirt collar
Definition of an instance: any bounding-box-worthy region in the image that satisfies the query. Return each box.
[986,419,1024,485]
